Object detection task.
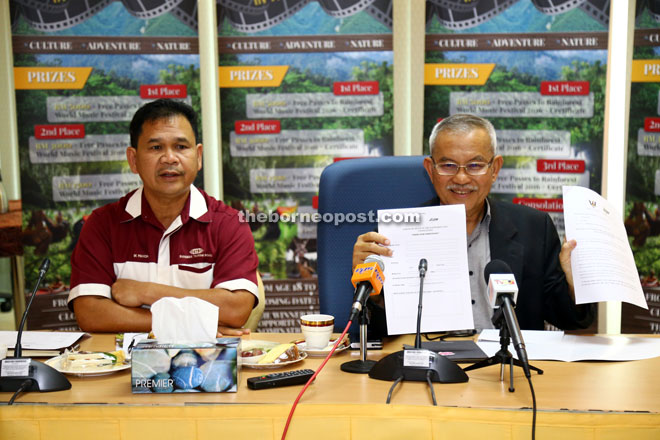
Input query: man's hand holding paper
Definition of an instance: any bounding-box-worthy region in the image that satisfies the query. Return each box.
[563,185,647,309]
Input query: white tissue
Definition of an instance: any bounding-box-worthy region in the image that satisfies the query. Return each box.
[151,297,218,342]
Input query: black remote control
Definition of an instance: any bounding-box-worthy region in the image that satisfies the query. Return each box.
[247,369,315,390]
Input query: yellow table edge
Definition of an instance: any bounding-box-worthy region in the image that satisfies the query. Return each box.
[2,403,659,440]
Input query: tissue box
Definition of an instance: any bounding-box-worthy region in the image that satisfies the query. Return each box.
[131,338,240,393]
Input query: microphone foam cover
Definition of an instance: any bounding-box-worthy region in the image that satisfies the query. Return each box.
[484,259,512,283]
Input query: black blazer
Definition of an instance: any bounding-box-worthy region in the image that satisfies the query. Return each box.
[367,197,594,335]
[487,198,593,330]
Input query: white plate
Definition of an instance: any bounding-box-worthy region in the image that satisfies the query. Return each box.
[45,354,131,377]
[241,352,307,369]
[295,338,350,357]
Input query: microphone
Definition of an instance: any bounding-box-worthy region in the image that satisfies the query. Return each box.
[369,256,469,385]
[418,258,427,278]
[341,255,385,375]
[0,258,71,395]
[484,259,531,378]
[14,258,50,357]
[348,255,385,322]
[414,258,428,349]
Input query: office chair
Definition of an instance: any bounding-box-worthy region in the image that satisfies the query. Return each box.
[317,156,436,332]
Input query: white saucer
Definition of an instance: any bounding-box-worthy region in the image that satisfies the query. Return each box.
[295,338,350,357]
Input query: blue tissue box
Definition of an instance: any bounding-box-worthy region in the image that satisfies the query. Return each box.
[131,338,240,393]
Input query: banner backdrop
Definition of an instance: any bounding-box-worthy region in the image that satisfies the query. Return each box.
[11,1,200,330]
[622,2,660,334]
[424,0,612,331]
[217,1,394,332]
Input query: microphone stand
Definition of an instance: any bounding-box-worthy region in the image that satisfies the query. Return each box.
[0,258,71,396]
[341,306,376,374]
[413,260,425,350]
[463,307,543,392]
[369,259,468,404]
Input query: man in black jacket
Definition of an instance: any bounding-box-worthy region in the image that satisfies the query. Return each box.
[352,114,593,332]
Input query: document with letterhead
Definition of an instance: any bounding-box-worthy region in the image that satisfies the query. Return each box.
[563,185,647,309]
[378,205,474,335]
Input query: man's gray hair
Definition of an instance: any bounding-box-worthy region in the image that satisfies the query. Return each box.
[428,114,497,156]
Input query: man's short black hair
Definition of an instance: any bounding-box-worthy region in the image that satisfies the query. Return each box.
[129,99,199,148]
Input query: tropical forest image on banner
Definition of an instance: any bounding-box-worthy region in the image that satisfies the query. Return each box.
[11,0,200,330]
[622,1,660,333]
[217,1,393,332]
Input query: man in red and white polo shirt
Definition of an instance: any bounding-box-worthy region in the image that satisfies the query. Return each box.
[69,99,259,334]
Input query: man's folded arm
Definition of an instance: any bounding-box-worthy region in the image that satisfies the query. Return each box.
[73,282,255,333]
[72,295,152,333]
[112,279,256,329]
[112,280,256,330]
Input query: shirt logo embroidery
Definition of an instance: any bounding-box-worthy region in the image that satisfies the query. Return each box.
[190,248,204,255]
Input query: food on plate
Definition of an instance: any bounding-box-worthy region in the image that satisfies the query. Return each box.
[241,348,265,358]
[62,350,126,371]
[258,343,300,364]
[239,340,277,365]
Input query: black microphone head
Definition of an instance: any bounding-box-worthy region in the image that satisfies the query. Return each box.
[365,254,385,271]
[40,258,51,274]
[418,258,428,272]
[484,259,512,284]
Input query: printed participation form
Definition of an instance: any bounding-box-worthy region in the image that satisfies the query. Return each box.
[378,205,474,335]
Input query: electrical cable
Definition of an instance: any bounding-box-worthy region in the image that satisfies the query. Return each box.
[527,375,537,440]
[7,379,32,405]
[281,320,353,440]
[426,369,437,406]
[386,375,403,404]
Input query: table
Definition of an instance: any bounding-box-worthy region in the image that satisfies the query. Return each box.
[1,333,659,439]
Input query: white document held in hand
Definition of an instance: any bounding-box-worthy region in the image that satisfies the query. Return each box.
[563,185,647,309]
[378,204,474,335]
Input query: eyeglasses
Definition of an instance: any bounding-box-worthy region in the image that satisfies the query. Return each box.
[430,156,494,176]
